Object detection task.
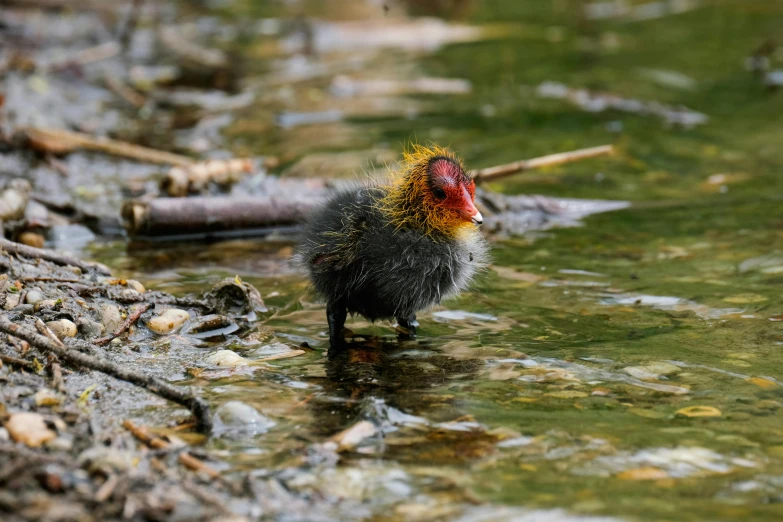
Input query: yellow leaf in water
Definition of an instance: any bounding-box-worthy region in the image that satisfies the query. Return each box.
[519,463,538,471]
[513,397,539,403]
[675,406,721,418]
[723,294,768,304]
[617,467,669,481]
[749,377,777,390]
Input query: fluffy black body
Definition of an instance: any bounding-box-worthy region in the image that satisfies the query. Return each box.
[298,187,487,345]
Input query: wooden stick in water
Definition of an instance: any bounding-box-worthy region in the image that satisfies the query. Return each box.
[470,144,614,182]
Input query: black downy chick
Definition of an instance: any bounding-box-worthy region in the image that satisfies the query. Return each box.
[297,145,489,346]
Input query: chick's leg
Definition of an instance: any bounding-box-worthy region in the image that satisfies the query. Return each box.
[396,314,418,339]
[327,301,347,347]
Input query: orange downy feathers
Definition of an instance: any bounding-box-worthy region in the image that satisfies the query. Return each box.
[377,144,474,238]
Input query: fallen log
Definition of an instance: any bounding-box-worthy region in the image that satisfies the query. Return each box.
[122,145,617,240]
[122,196,317,238]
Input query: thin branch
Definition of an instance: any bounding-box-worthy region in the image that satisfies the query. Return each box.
[35,318,66,347]
[123,420,220,479]
[470,144,614,182]
[0,316,212,433]
[0,238,111,275]
[0,353,36,371]
[48,355,66,393]
[22,127,193,167]
[94,302,151,346]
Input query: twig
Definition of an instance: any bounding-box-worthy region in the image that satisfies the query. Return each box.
[104,73,147,108]
[22,277,81,283]
[35,318,66,347]
[0,353,36,371]
[0,238,111,275]
[94,473,119,503]
[50,41,121,70]
[48,355,66,393]
[22,127,193,166]
[118,0,145,51]
[158,26,227,68]
[470,144,614,182]
[0,316,212,433]
[123,420,220,479]
[44,154,69,176]
[94,303,151,346]
[257,349,306,363]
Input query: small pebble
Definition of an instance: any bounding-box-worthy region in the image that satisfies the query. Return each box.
[18,231,45,248]
[213,401,275,437]
[100,304,123,332]
[5,412,57,447]
[34,388,62,407]
[147,309,190,335]
[77,317,104,338]
[120,289,141,300]
[34,299,59,312]
[25,290,45,305]
[205,349,248,367]
[4,292,21,310]
[46,319,78,339]
[126,279,146,293]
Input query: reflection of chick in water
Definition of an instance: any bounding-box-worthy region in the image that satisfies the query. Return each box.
[305,336,482,440]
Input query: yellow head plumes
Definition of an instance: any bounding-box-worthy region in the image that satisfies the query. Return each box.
[378,144,477,238]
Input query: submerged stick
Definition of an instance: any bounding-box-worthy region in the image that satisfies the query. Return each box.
[0,238,111,275]
[23,127,193,166]
[0,316,212,433]
[470,144,614,182]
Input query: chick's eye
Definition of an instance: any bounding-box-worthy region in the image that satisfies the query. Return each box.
[432,187,447,200]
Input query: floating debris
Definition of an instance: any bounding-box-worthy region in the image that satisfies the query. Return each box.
[330,76,472,97]
[432,310,498,322]
[585,0,702,22]
[574,446,758,479]
[537,81,708,128]
[599,293,742,319]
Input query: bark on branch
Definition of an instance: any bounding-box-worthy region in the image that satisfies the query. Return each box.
[123,196,316,238]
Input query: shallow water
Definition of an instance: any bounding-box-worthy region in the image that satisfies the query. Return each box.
[97,1,783,520]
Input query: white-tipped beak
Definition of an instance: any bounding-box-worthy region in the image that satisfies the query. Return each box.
[471,211,483,225]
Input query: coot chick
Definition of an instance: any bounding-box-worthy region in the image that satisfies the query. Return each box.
[298,145,489,346]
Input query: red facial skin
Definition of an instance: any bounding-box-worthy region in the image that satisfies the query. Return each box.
[428,158,481,224]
